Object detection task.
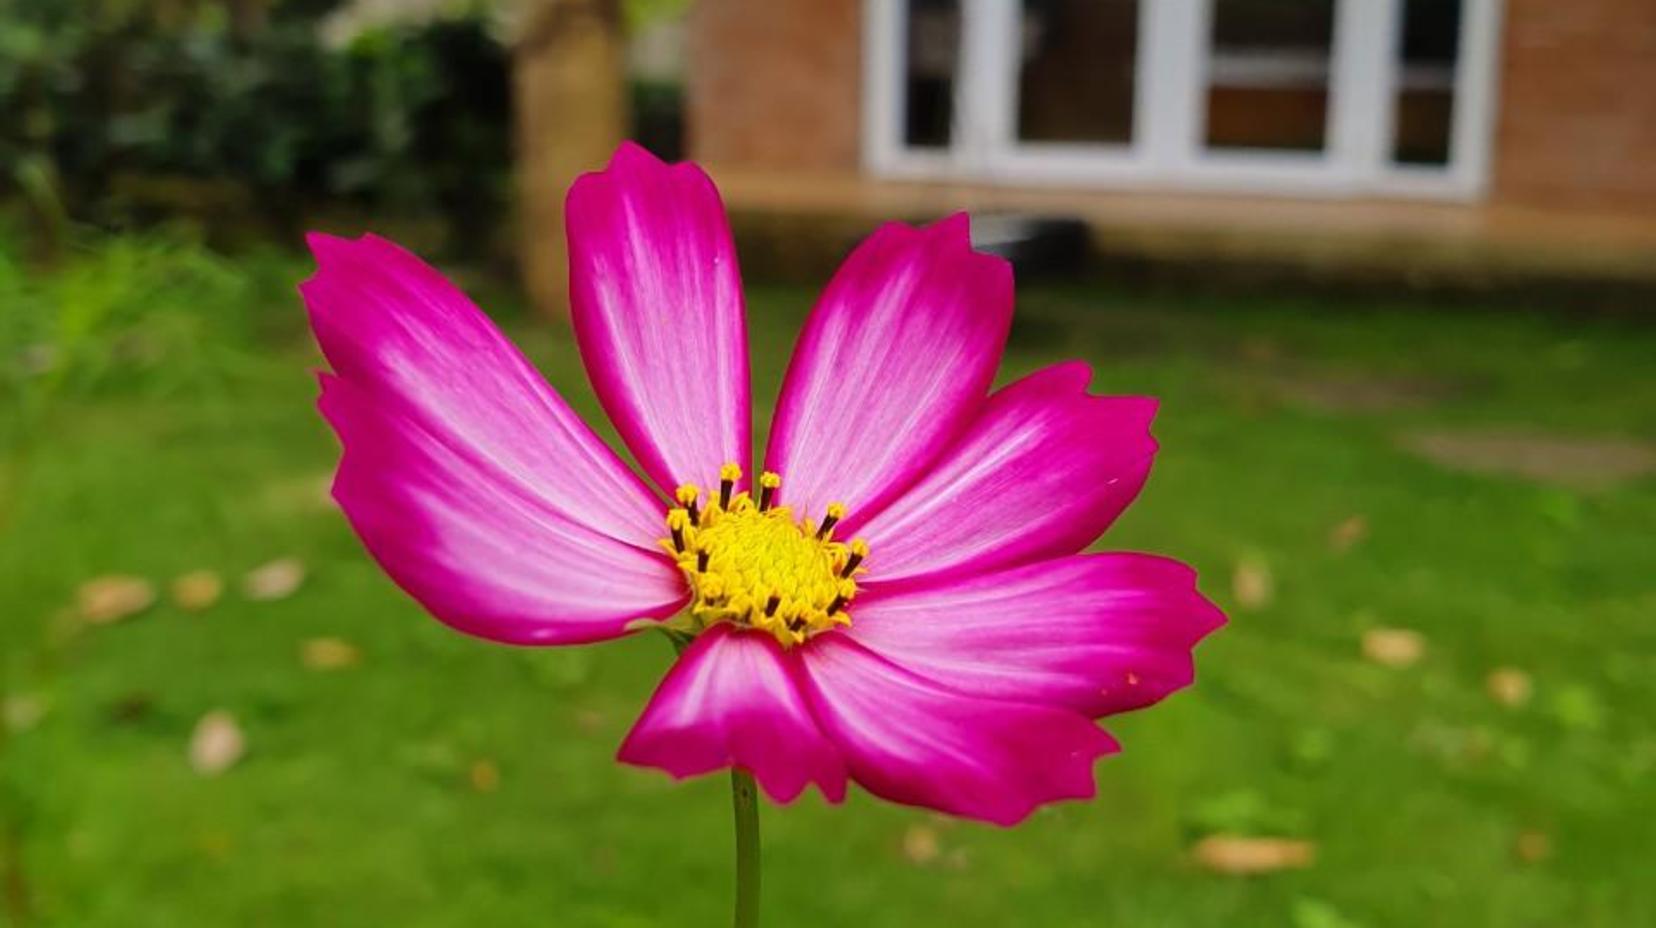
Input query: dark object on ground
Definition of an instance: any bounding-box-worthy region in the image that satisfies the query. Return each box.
[969,214,1090,278]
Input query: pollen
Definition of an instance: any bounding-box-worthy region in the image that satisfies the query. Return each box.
[662,463,866,647]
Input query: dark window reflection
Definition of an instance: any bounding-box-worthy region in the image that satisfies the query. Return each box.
[1017,0,1139,145]
[1205,0,1336,154]
[903,0,961,149]
[1393,0,1462,166]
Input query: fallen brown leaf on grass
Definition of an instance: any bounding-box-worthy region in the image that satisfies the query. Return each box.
[1486,667,1533,708]
[469,759,500,793]
[1328,515,1368,553]
[1192,835,1316,875]
[3,694,47,734]
[1362,627,1425,668]
[171,570,224,611]
[189,710,246,776]
[77,575,156,624]
[1515,829,1551,863]
[901,823,940,865]
[1232,558,1274,610]
[242,558,305,601]
[301,637,361,671]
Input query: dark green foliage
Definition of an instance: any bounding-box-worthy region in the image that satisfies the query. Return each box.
[0,1,512,237]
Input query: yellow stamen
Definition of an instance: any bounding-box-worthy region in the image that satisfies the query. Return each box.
[660,470,864,648]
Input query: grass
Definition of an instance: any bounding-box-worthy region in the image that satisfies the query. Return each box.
[3,238,1655,927]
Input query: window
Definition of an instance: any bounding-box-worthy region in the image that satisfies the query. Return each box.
[865,0,1504,200]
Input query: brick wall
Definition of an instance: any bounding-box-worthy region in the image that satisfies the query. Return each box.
[1494,0,1656,210]
[686,0,863,171]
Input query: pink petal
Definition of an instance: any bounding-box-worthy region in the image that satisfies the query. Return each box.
[320,374,686,645]
[765,215,1012,524]
[848,554,1225,718]
[796,633,1118,826]
[301,232,665,548]
[853,362,1157,584]
[618,624,847,803]
[566,142,750,495]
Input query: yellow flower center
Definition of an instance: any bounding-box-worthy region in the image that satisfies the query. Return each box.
[661,463,867,647]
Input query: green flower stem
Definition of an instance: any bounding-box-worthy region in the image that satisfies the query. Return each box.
[664,628,761,927]
[730,769,761,928]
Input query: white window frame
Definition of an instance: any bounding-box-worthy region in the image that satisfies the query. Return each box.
[862,0,1504,200]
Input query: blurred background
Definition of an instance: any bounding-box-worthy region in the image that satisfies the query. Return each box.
[2,1,1654,925]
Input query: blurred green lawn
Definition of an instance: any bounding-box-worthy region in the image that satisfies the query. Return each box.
[4,239,1655,927]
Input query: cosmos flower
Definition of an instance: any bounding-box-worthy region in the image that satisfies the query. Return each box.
[300,142,1223,826]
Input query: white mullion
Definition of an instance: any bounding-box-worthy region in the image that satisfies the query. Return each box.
[1331,0,1402,186]
[860,0,904,175]
[959,0,1018,176]
[1449,0,1503,197]
[1142,0,1207,179]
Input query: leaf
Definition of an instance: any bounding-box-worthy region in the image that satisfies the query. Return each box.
[300,637,361,671]
[1327,515,1368,553]
[1515,830,1551,863]
[901,824,940,865]
[1361,628,1425,668]
[1485,667,1532,708]
[76,574,156,624]
[1192,835,1316,875]
[170,570,224,611]
[2,693,47,734]
[242,558,305,601]
[189,710,246,776]
[1232,557,1274,610]
[468,759,500,793]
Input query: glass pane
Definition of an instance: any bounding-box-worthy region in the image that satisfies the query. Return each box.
[1205,0,1336,153]
[1016,0,1139,145]
[903,0,962,149]
[1393,0,1461,166]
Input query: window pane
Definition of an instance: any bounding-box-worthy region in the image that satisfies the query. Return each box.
[1393,0,1461,166]
[903,0,961,149]
[1016,0,1139,145]
[1205,0,1336,153]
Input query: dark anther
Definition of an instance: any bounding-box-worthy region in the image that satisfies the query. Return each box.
[759,484,776,511]
[719,478,734,510]
[764,595,781,617]
[840,551,865,577]
[696,550,710,572]
[816,514,841,540]
[827,594,848,614]
[671,526,686,552]
[686,500,700,524]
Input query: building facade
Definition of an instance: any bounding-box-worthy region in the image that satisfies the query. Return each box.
[688,0,1656,213]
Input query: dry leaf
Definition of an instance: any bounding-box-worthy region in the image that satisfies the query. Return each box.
[469,759,500,793]
[901,824,940,865]
[301,637,361,671]
[573,708,607,734]
[171,570,224,612]
[1486,667,1533,708]
[1232,558,1274,610]
[77,575,156,624]
[242,558,305,601]
[3,694,47,734]
[1515,829,1551,863]
[1192,835,1316,875]
[1328,515,1368,553]
[1362,628,1425,668]
[189,710,246,776]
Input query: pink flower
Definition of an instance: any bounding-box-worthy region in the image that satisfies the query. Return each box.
[300,142,1224,826]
